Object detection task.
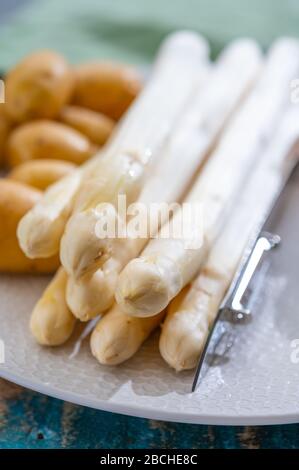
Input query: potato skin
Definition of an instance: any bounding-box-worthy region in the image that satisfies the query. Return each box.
[5,50,74,123]
[8,159,76,190]
[72,62,142,120]
[0,179,59,273]
[0,106,11,166]
[6,120,96,167]
[59,105,115,146]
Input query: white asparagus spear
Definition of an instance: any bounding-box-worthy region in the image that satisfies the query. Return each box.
[90,305,165,365]
[30,268,76,346]
[17,168,82,259]
[18,32,209,260]
[116,38,299,318]
[159,108,299,370]
[66,39,262,321]
[66,258,120,320]
[59,32,209,278]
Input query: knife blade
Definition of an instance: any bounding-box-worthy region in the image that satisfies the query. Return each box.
[192,159,299,392]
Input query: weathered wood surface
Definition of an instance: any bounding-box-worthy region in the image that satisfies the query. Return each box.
[0,379,298,449]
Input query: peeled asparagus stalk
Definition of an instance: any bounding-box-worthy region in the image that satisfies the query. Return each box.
[17,149,120,259]
[17,169,83,259]
[67,39,262,321]
[60,32,210,279]
[18,32,208,260]
[30,268,76,346]
[66,258,120,320]
[90,305,165,365]
[116,38,299,318]
[159,108,299,371]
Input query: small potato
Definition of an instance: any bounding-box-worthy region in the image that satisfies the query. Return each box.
[6,120,96,167]
[72,62,142,120]
[5,50,74,123]
[59,105,115,146]
[0,106,11,166]
[0,179,59,273]
[8,159,76,190]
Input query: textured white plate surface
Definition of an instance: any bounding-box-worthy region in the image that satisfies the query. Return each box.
[0,172,299,425]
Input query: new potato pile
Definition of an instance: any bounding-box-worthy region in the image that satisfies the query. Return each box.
[0,48,142,272]
[2,32,299,376]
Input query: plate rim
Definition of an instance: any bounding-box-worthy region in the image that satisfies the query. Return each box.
[1,368,298,425]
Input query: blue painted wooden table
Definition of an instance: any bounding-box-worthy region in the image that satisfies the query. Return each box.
[0,378,298,448]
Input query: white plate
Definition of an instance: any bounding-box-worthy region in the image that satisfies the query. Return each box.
[1,170,299,426]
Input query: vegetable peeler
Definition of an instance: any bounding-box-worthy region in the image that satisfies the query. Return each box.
[192,159,299,392]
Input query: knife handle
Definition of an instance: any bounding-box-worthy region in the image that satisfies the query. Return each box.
[226,231,281,322]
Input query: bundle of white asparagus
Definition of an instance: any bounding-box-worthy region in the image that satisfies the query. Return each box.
[92,39,299,366]
[18,31,209,261]
[116,38,299,318]
[29,37,261,346]
[67,38,261,321]
[28,31,211,345]
[19,33,299,372]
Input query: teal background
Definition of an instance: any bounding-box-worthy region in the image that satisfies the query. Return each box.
[0,0,299,449]
[0,0,299,69]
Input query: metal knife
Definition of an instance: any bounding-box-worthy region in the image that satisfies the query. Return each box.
[192,159,299,392]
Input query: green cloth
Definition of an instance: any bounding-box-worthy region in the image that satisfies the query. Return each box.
[0,0,299,69]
